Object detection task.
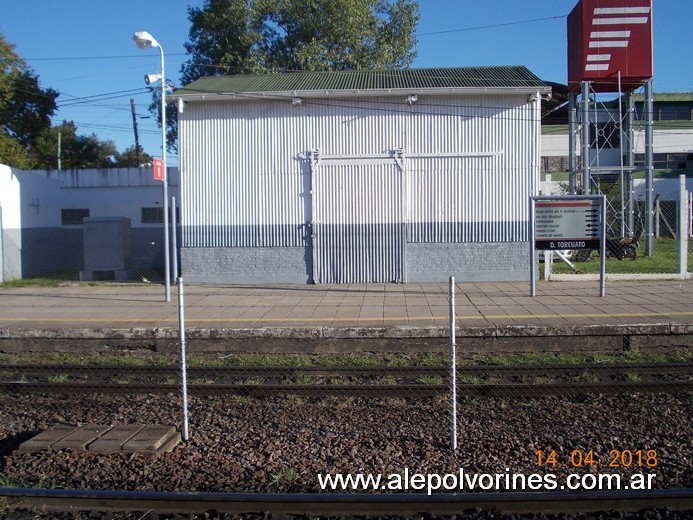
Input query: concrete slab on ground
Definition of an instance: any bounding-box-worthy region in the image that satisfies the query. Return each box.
[15,424,181,456]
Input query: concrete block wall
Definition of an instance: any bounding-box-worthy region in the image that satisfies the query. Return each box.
[181,242,530,284]
[181,247,312,284]
[406,242,530,282]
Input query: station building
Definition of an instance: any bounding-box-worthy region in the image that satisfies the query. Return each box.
[172,66,551,284]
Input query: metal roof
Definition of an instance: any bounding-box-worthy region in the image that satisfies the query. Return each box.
[174,66,550,100]
[631,93,693,103]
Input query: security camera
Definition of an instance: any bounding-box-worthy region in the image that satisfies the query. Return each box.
[144,73,162,85]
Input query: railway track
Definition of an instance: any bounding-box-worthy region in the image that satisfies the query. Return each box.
[0,362,690,397]
[1,488,692,517]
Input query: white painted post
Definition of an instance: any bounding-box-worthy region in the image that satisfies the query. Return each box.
[178,277,189,441]
[171,196,178,282]
[678,175,688,278]
[449,276,457,452]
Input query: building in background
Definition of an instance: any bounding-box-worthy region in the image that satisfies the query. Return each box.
[0,165,180,283]
[542,92,693,174]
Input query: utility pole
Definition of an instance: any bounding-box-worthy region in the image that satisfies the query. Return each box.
[130,97,141,166]
[57,131,62,171]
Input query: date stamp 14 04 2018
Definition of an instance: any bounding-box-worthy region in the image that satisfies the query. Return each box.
[535,449,658,468]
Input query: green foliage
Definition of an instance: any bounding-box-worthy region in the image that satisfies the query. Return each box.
[33,121,119,169]
[0,35,58,145]
[1,34,141,169]
[0,131,34,168]
[0,33,57,167]
[269,467,298,487]
[115,145,154,168]
[183,0,418,78]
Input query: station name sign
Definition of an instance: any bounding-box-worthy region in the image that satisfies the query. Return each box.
[534,199,601,250]
[529,195,606,297]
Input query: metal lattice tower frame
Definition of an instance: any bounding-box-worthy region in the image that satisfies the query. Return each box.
[568,79,654,255]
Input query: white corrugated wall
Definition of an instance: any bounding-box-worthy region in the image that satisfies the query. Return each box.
[178,93,541,282]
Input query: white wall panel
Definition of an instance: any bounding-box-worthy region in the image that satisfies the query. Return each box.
[179,93,541,253]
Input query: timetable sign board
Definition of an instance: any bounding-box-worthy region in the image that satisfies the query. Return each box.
[534,199,601,250]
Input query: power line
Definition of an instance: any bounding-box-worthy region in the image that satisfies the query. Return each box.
[415,14,567,37]
[23,53,187,61]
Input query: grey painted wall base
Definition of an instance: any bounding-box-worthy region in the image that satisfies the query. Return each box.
[181,247,312,284]
[406,242,530,282]
[181,242,531,284]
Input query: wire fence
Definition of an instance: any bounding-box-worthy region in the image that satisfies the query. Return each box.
[0,175,691,493]
[0,277,691,493]
[545,177,691,277]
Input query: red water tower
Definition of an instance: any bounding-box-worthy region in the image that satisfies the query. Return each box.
[567,0,653,92]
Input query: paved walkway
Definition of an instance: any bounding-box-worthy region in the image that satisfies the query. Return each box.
[1,280,692,334]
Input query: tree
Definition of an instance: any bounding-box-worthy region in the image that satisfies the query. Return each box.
[115,145,153,167]
[0,33,58,167]
[181,0,419,80]
[0,132,34,169]
[153,0,419,148]
[256,0,420,72]
[33,121,119,170]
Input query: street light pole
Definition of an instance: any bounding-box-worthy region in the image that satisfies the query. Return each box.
[133,31,170,302]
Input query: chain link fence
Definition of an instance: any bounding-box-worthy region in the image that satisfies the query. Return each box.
[1,278,691,493]
[545,175,691,277]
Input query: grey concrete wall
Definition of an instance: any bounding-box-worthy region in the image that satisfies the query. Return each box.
[181,247,312,284]
[181,242,530,284]
[406,242,530,282]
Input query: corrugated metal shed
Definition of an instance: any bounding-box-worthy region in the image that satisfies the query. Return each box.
[174,66,549,98]
[177,67,547,284]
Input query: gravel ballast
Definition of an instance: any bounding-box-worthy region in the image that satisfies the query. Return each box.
[1,392,690,494]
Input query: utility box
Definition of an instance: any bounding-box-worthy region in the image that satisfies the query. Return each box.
[80,217,132,281]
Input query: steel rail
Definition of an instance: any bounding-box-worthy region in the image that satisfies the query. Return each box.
[1,488,691,516]
[1,380,691,397]
[1,361,691,377]
[1,362,690,397]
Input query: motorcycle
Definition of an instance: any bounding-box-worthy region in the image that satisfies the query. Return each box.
[573,234,640,262]
[605,234,640,260]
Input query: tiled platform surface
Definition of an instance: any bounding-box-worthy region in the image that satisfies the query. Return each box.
[16,424,181,456]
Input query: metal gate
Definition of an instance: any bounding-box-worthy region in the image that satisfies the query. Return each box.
[311,157,404,284]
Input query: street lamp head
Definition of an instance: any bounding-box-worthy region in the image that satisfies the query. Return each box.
[133,31,160,49]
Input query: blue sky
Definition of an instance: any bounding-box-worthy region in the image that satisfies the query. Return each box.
[1,1,691,164]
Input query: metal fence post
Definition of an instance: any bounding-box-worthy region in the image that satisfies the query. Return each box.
[178,277,189,441]
[171,196,178,282]
[449,276,457,452]
[678,175,689,277]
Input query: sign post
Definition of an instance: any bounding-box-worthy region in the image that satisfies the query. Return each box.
[530,195,606,297]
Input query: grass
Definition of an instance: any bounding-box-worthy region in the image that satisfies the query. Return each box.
[466,350,692,366]
[269,468,298,487]
[0,473,56,489]
[0,352,170,366]
[1,350,689,371]
[0,277,69,289]
[548,238,687,275]
[415,375,444,385]
[626,372,642,382]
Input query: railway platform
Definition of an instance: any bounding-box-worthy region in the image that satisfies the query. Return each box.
[0,279,692,354]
